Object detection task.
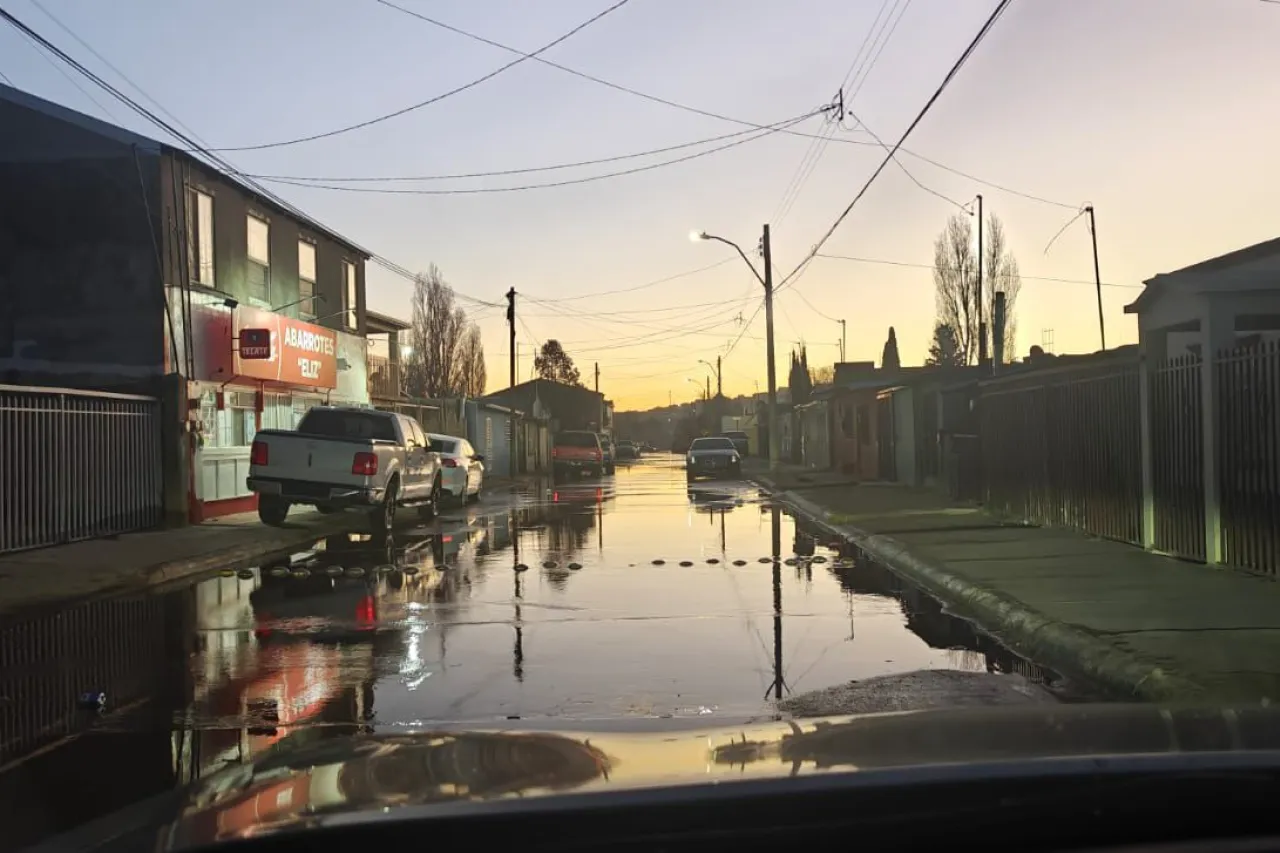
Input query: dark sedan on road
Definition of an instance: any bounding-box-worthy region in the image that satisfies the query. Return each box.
[685,436,742,480]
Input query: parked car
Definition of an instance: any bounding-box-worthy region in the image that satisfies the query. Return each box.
[686,436,742,480]
[553,430,604,480]
[615,440,639,461]
[247,406,442,531]
[427,432,486,504]
[721,430,750,456]
[597,433,617,475]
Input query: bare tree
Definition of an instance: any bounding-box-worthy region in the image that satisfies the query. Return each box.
[404,264,486,398]
[809,364,835,385]
[932,212,1021,365]
[983,215,1021,363]
[933,213,980,365]
[458,325,487,397]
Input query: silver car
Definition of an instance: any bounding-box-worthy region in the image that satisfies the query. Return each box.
[685,436,742,480]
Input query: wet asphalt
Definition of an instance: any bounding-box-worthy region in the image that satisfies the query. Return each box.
[1,454,1058,848]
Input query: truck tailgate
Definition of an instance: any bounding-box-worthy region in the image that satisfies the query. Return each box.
[255,432,368,486]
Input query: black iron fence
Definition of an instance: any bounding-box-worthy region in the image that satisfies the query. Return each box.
[980,356,1143,545]
[0,385,163,553]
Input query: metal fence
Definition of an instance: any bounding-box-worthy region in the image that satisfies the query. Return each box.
[0,385,163,553]
[1149,355,1205,561]
[1218,342,1280,574]
[981,359,1143,545]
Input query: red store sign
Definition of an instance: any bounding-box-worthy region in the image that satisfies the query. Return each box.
[196,302,339,389]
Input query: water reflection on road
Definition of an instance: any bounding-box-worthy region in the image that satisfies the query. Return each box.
[0,455,1051,848]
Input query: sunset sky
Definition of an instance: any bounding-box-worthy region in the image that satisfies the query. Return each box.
[4,0,1276,410]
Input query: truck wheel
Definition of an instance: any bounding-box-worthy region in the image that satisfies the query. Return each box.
[371,479,398,534]
[417,477,441,521]
[258,495,290,527]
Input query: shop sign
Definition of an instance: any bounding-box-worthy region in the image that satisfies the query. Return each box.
[233,306,338,388]
[239,328,272,360]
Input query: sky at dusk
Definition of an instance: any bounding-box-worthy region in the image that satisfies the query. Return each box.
[4,0,1277,409]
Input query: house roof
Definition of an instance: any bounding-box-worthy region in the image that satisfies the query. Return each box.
[0,83,371,259]
[1125,236,1280,314]
[365,310,411,332]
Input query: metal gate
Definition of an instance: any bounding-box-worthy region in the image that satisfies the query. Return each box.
[0,384,163,553]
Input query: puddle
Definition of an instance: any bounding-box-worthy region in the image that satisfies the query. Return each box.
[0,456,1077,848]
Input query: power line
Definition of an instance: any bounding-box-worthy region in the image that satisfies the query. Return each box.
[375,0,866,146]
[812,252,1141,288]
[0,5,501,310]
[207,0,633,152]
[242,124,801,184]
[377,0,1075,215]
[256,112,820,195]
[520,258,735,303]
[778,0,1016,292]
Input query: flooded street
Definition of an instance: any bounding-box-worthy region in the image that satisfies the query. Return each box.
[0,455,1055,849]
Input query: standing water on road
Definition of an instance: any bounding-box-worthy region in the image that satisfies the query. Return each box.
[0,455,1055,849]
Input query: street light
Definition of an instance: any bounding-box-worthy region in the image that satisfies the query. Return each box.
[691,225,778,471]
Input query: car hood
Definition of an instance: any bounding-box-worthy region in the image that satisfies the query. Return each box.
[143,703,1280,848]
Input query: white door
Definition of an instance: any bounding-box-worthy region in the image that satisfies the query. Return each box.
[400,417,429,500]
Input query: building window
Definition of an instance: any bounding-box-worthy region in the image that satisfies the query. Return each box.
[187,188,215,287]
[297,240,316,319]
[342,260,357,329]
[246,215,270,304]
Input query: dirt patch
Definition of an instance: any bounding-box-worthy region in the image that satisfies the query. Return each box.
[780,669,1058,717]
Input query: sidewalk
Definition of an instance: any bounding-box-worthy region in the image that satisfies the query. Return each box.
[746,459,1280,703]
[0,508,363,618]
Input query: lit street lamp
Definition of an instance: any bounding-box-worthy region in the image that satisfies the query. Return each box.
[691,226,778,471]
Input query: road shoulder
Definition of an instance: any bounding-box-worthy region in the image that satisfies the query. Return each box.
[751,466,1280,703]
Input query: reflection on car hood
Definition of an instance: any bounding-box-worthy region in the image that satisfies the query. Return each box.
[162,703,1280,848]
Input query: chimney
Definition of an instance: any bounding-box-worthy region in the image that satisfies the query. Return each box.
[992,291,1007,371]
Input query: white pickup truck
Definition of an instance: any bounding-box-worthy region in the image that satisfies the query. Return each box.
[246,406,443,531]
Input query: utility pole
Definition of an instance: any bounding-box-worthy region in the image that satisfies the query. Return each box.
[505,287,516,387]
[838,319,846,362]
[762,224,779,472]
[1086,205,1106,350]
[705,375,710,401]
[716,355,722,398]
[975,194,986,364]
[594,362,599,393]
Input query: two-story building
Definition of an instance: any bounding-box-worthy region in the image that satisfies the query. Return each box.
[0,83,373,524]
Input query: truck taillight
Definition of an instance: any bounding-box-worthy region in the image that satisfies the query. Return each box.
[352,452,378,476]
[595,450,603,462]
[250,440,269,466]
[441,457,458,468]
[551,447,559,458]
[355,595,376,628]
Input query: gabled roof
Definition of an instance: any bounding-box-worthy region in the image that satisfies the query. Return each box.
[1126,236,1280,314]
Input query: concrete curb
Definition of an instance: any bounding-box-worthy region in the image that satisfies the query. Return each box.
[771,488,1208,703]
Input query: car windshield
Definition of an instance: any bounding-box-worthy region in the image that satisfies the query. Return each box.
[7,6,1275,847]
[556,432,599,448]
[297,409,398,442]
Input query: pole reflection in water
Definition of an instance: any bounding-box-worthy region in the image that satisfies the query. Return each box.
[769,505,785,701]
[512,510,524,682]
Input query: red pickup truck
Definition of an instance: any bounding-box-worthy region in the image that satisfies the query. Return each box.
[552,430,604,480]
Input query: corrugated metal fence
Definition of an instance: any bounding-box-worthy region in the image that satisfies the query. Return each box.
[0,385,163,553]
